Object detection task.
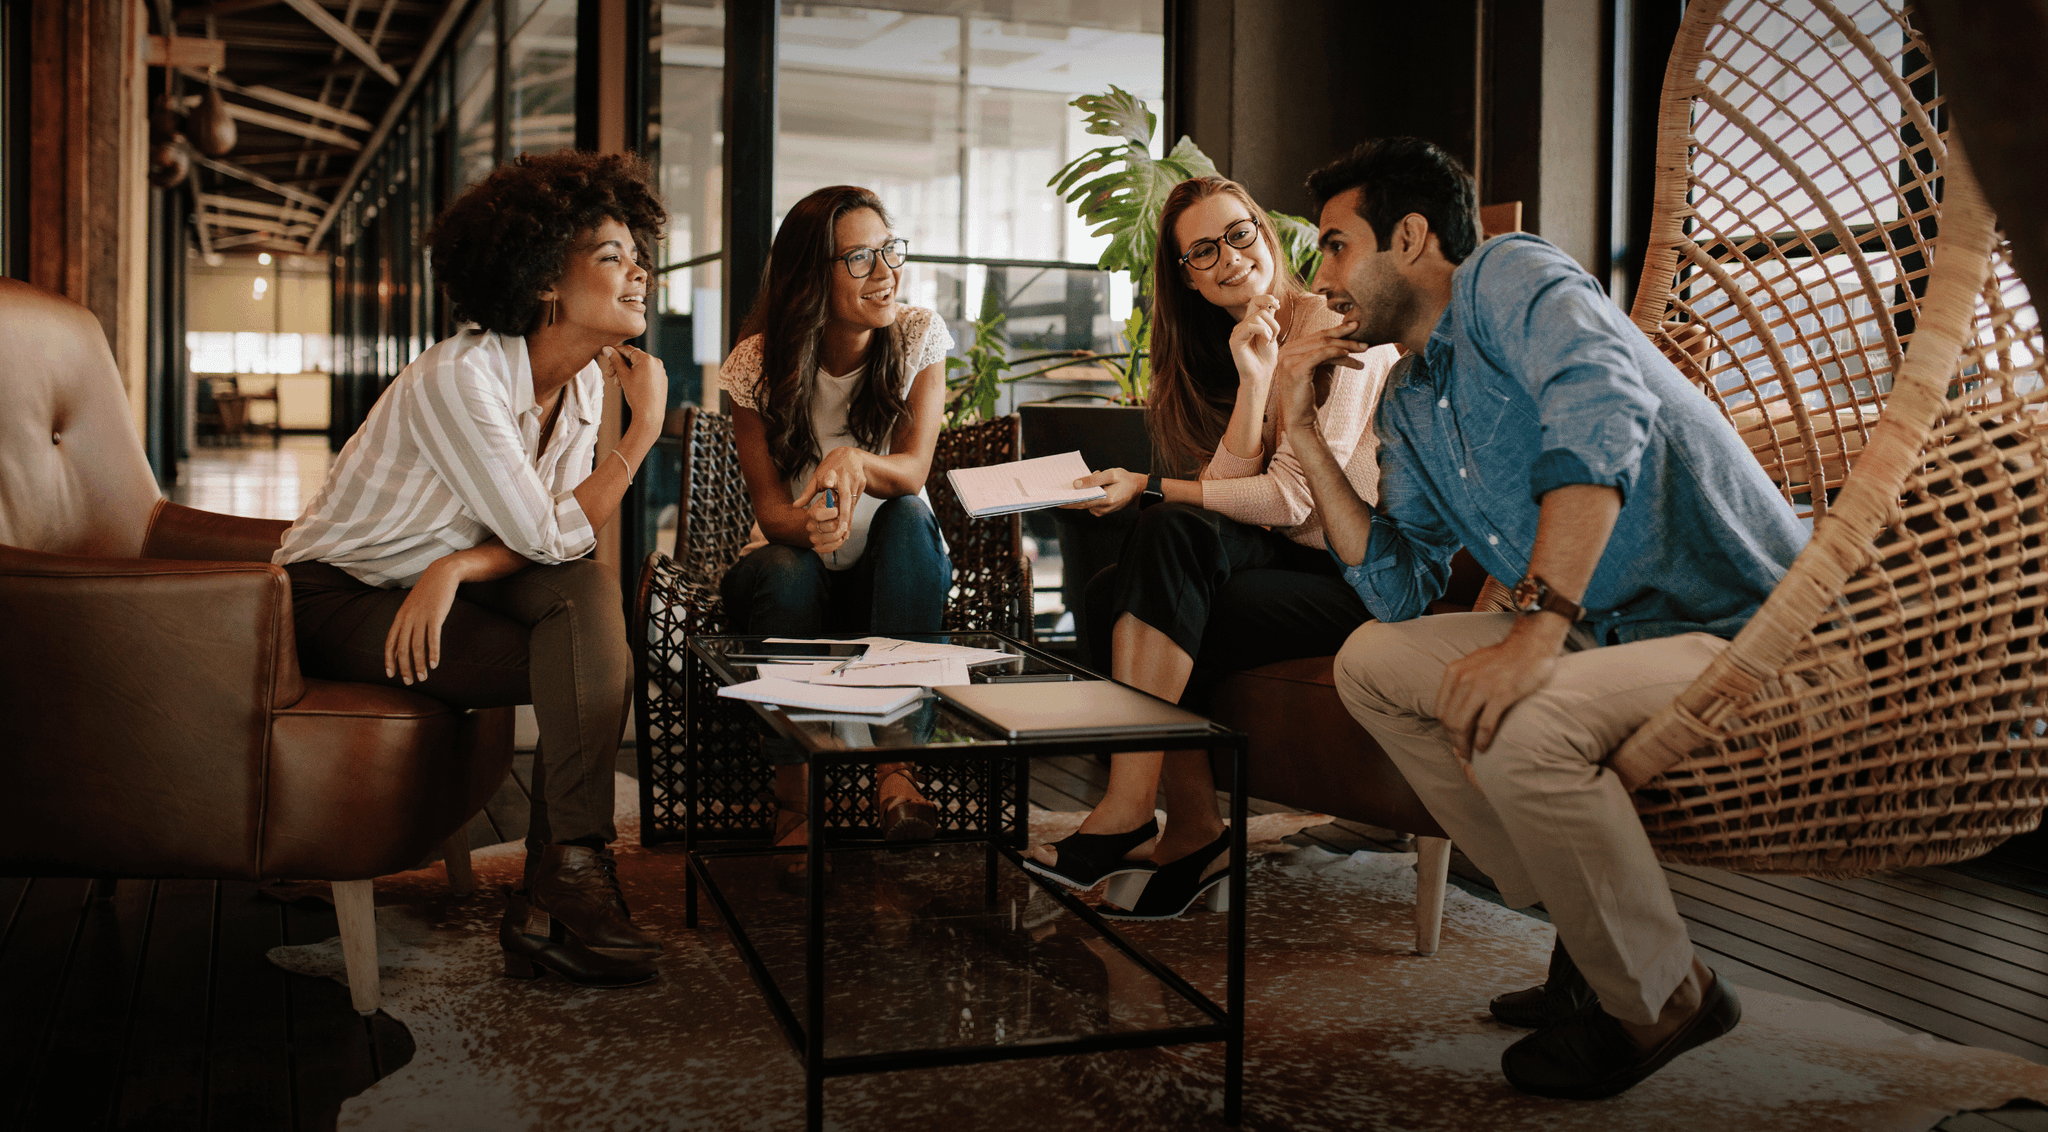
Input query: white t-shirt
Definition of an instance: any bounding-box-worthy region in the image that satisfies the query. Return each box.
[718,306,953,569]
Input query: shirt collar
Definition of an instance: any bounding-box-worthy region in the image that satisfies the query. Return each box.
[502,332,539,418]
[1423,301,1459,381]
[566,361,602,425]
[504,332,601,426]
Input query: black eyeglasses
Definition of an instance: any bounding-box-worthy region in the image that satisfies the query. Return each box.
[839,238,909,279]
[1178,219,1261,270]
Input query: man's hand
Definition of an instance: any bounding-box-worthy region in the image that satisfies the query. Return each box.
[1061,467,1144,516]
[1434,616,1566,760]
[385,559,463,685]
[1272,320,1360,435]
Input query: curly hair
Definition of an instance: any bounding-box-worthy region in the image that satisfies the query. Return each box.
[427,150,668,335]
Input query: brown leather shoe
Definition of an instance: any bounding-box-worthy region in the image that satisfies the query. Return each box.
[500,888,656,988]
[1502,969,1741,1098]
[1490,937,1599,1028]
[528,843,662,954]
[876,765,938,842]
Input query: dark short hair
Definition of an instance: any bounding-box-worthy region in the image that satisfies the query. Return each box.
[427,150,667,335]
[1305,138,1480,265]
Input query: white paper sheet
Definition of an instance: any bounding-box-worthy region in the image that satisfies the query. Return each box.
[715,677,924,714]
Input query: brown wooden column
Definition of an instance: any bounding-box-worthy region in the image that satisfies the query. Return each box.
[574,0,648,576]
[25,0,147,436]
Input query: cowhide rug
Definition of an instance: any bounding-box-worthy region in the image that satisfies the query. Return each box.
[269,776,2048,1131]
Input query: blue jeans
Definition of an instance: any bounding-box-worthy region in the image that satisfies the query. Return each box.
[720,495,953,638]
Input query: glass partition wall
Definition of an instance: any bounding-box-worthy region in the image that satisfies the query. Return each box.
[329,0,1161,621]
[772,2,1164,410]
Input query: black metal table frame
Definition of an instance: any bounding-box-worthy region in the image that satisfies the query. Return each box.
[679,633,1249,1131]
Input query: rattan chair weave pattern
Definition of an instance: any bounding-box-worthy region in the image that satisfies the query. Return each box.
[1611,0,2048,875]
[634,410,1032,844]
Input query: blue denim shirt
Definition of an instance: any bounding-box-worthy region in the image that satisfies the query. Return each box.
[1340,234,1809,643]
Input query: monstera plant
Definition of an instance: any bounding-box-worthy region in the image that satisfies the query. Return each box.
[1051,87,1322,402]
[944,85,1321,418]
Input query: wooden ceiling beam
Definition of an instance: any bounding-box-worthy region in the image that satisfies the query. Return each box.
[176,66,375,130]
[181,0,284,18]
[278,0,402,84]
[219,102,364,149]
[200,212,316,236]
[198,192,320,221]
[190,151,330,208]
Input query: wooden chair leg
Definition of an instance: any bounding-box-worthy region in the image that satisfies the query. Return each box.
[1413,836,1452,956]
[332,878,381,1016]
[442,829,476,895]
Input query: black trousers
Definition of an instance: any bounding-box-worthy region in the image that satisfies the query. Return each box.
[284,557,629,850]
[1083,502,1372,709]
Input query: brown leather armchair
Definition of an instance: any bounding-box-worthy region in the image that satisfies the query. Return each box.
[0,277,512,1013]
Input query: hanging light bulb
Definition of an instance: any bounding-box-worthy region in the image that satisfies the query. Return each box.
[253,276,269,300]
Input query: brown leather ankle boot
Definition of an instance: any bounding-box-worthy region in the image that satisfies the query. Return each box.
[500,888,656,987]
[527,844,662,954]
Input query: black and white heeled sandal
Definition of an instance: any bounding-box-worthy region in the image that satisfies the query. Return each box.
[1099,830,1232,921]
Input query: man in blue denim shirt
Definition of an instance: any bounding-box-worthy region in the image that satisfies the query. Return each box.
[1273,139,1808,1099]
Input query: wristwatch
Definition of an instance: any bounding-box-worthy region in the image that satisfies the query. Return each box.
[1138,473,1166,510]
[1509,573,1584,623]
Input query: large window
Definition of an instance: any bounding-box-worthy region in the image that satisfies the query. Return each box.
[509,0,578,158]
[774,2,1163,379]
[649,0,725,407]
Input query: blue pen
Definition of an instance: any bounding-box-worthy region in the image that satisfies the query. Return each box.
[822,488,839,565]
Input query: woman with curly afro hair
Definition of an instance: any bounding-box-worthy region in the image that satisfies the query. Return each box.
[716,185,952,882]
[275,150,669,988]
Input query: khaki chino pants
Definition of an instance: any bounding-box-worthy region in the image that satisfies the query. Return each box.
[1333,612,1727,1024]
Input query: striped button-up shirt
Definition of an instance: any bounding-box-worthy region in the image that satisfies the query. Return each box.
[275,330,601,588]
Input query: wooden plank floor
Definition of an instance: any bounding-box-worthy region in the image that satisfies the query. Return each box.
[3,751,2043,1131]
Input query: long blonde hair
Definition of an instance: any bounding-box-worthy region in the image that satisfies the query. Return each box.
[1146,176,1307,476]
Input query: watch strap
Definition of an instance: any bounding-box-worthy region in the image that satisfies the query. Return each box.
[1512,574,1584,623]
[1139,473,1165,509]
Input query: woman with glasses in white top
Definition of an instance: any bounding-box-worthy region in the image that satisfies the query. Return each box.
[717,185,953,881]
[1025,175,1400,919]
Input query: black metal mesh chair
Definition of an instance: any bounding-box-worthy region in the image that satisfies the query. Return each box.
[634,409,1034,844]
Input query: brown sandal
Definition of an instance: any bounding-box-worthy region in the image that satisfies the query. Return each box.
[875,765,939,842]
[763,792,829,894]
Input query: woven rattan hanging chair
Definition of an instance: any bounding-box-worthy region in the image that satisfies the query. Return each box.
[1609,0,2048,876]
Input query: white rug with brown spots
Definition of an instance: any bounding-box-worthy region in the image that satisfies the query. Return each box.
[268,775,2048,1131]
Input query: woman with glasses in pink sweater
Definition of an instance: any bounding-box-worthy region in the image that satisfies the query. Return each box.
[1024,176,1399,919]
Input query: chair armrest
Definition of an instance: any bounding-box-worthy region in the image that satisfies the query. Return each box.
[144,500,292,563]
[0,543,306,712]
[0,544,308,877]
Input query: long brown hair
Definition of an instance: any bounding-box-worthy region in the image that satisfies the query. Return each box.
[1146,176,1307,476]
[737,185,910,482]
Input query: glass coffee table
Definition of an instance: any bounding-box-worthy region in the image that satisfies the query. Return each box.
[680,632,1249,1131]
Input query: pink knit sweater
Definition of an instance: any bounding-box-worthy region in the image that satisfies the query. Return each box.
[1196,299,1398,550]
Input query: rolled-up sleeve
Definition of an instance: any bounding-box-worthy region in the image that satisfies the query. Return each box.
[412,356,596,564]
[1468,240,1661,504]
[1338,411,1460,623]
